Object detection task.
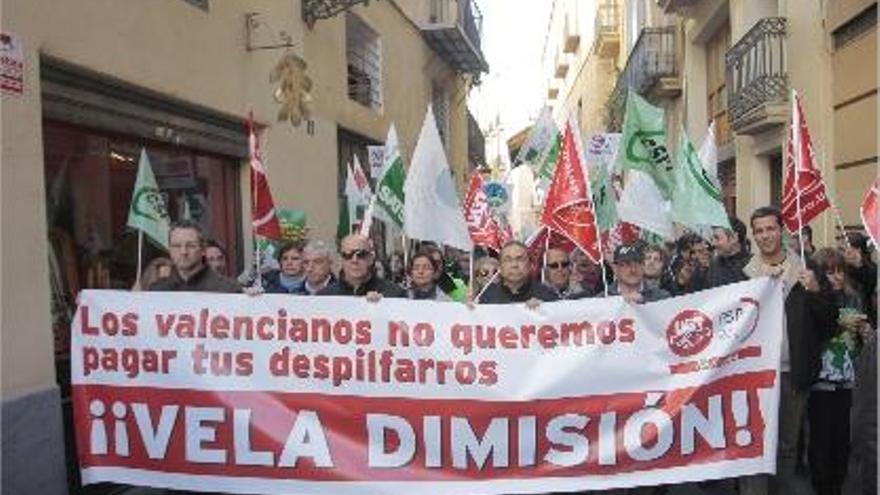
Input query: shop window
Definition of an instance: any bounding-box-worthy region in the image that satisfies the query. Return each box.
[44,120,240,354]
[346,13,383,110]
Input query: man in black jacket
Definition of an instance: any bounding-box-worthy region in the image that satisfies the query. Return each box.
[149,220,241,293]
[705,216,750,288]
[478,241,558,305]
[739,207,838,495]
[318,234,405,299]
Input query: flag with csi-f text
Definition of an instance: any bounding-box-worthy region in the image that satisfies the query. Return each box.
[403,106,472,251]
[373,124,407,229]
[616,90,676,200]
[862,176,880,246]
[781,90,831,234]
[671,126,730,231]
[72,277,784,494]
[541,121,601,262]
[249,114,283,240]
[127,149,170,249]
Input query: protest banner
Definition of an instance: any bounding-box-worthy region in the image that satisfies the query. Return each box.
[72,278,783,494]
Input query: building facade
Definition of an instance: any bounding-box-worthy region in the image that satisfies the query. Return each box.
[1,1,486,493]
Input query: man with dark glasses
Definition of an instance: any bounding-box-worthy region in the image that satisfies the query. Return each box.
[318,234,405,299]
[543,247,583,299]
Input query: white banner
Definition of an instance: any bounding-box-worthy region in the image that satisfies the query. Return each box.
[71,278,783,494]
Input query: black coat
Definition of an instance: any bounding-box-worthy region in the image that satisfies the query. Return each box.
[785,280,841,391]
[318,274,406,298]
[478,279,559,304]
[705,251,750,289]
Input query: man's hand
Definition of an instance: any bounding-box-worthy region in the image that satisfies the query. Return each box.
[843,245,864,268]
[525,298,542,310]
[365,291,383,303]
[798,269,820,293]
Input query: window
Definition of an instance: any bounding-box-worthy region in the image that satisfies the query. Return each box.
[432,82,450,146]
[346,14,383,110]
[43,118,241,376]
[181,0,209,12]
[706,23,732,145]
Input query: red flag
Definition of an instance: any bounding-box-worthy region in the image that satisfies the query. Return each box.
[781,91,831,233]
[463,174,508,251]
[861,176,880,246]
[540,122,601,262]
[601,221,641,253]
[248,113,283,240]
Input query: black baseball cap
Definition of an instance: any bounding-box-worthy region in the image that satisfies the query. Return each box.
[614,244,643,263]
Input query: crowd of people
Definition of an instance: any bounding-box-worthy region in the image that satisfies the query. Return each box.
[135,205,876,495]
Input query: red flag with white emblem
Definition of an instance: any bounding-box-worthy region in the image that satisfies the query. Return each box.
[781,91,831,234]
[861,176,880,246]
[540,121,601,262]
[248,113,283,240]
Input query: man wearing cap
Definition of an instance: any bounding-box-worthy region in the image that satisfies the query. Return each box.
[607,243,670,304]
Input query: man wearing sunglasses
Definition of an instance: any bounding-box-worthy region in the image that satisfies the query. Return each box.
[318,234,405,299]
[543,248,583,299]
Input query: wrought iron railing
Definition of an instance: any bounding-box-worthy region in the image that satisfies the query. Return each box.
[606,26,678,128]
[429,0,483,50]
[725,17,787,125]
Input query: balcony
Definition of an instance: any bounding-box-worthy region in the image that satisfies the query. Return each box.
[656,0,699,15]
[302,0,370,27]
[593,0,621,58]
[554,50,570,78]
[606,27,680,129]
[725,17,788,135]
[563,15,580,53]
[421,0,489,75]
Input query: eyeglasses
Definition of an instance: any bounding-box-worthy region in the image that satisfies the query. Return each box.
[340,249,371,260]
[546,261,571,270]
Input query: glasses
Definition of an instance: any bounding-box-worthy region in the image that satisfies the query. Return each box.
[340,249,371,261]
[546,261,571,270]
[170,242,201,250]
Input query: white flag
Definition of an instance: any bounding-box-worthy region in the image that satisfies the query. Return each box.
[345,155,371,221]
[699,121,721,191]
[618,170,675,240]
[403,106,473,251]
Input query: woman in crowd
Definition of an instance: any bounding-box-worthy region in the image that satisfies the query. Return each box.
[264,241,307,294]
[809,247,873,495]
[406,251,450,301]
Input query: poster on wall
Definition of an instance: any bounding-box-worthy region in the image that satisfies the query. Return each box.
[0,32,24,96]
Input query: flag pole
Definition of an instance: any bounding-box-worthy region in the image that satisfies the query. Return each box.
[597,240,610,298]
[135,229,144,289]
[541,228,550,284]
[792,90,807,268]
[468,249,475,295]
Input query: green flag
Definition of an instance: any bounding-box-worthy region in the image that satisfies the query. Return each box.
[127,149,170,249]
[374,125,406,229]
[590,162,618,232]
[671,127,730,230]
[615,90,675,199]
[536,131,562,182]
